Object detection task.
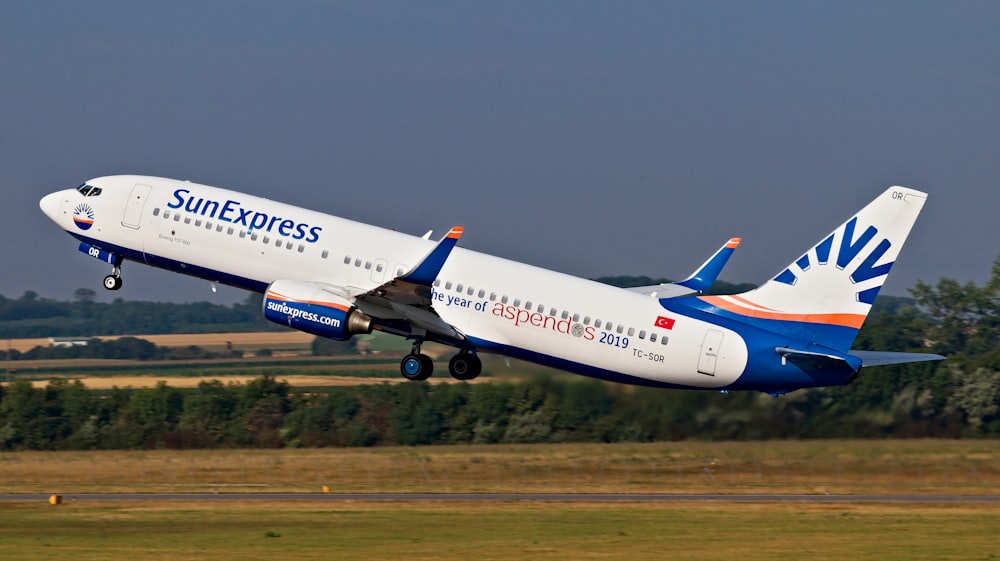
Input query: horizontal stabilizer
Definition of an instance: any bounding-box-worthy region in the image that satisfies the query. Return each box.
[775,346,862,371]
[629,238,741,298]
[849,350,945,366]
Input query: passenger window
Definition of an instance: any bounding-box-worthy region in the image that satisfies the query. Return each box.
[501,295,508,304]
[153,208,161,217]
[174,214,181,222]
[456,284,464,292]
[627,327,635,337]
[322,250,330,259]
[163,210,170,219]
[605,321,613,330]
[490,292,497,301]
[594,319,601,328]
[573,313,580,322]
[550,308,557,317]
[205,221,213,229]
[216,224,224,232]
[639,330,646,339]
[583,316,591,325]
[617,325,624,334]
[251,233,259,241]
[195,219,202,227]
[238,230,246,238]
[561,311,569,319]
[285,241,292,249]
[661,337,669,346]
[344,256,351,264]
[513,299,521,307]
[446,282,453,290]
[377,264,384,272]
[262,236,269,244]
[365,261,372,270]
[478,289,485,298]
[650,334,657,343]
[354,259,361,267]
[467,287,474,296]
[184,217,191,224]
[298,245,305,253]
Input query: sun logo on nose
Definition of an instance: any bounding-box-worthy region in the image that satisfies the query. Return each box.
[73,203,95,230]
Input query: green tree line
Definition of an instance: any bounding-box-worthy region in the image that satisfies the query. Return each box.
[0,291,274,338]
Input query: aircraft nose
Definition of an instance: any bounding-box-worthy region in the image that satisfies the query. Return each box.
[39,191,64,222]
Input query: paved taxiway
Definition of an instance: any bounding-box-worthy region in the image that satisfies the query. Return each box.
[2,493,998,503]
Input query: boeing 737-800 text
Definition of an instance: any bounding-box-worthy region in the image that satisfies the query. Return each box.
[39,177,942,394]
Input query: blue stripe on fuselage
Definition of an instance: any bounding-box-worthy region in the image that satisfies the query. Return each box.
[662,297,860,352]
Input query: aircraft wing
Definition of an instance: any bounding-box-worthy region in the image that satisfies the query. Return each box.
[351,226,467,342]
[628,237,741,298]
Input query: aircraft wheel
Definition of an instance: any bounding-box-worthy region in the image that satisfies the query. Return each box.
[103,275,123,291]
[449,353,482,380]
[401,353,433,381]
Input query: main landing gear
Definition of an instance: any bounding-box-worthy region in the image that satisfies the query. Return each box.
[448,351,482,381]
[103,263,123,291]
[399,341,482,382]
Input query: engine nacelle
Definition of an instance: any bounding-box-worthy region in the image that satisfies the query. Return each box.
[262,280,373,341]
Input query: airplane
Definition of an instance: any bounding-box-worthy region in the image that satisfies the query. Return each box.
[39,177,943,394]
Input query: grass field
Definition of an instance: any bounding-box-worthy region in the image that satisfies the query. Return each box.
[2,440,997,496]
[2,441,998,560]
[1,500,997,561]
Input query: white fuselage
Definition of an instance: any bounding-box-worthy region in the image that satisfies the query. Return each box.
[40,175,750,389]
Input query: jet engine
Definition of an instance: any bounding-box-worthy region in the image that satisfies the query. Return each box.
[262,280,372,341]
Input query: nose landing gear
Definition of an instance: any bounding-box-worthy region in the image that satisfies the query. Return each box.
[103,262,123,291]
[103,264,123,291]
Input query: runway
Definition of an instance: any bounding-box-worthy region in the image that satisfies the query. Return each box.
[2,493,999,503]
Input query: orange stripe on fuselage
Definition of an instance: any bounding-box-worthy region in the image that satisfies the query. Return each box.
[265,291,350,312]
[698,295,866,329]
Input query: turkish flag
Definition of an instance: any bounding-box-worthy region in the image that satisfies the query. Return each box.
[654,316,675,330]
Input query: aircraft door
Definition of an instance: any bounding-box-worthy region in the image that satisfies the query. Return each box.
[122,184,152,229]
[698,329,724,376]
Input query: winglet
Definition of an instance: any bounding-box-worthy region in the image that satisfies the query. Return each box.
[626,237,741,298]
[400,226,464,286]
[675,237,742,291]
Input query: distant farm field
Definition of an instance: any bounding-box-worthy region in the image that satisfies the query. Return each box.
[2,331,494,387]
[4,331,315,353]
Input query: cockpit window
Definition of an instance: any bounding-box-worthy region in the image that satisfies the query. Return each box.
[76,183,102,197]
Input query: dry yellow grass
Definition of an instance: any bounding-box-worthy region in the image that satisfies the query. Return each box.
[1,441,997,495]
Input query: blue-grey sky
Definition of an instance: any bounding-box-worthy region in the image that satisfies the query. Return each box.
[3,2,998,304]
